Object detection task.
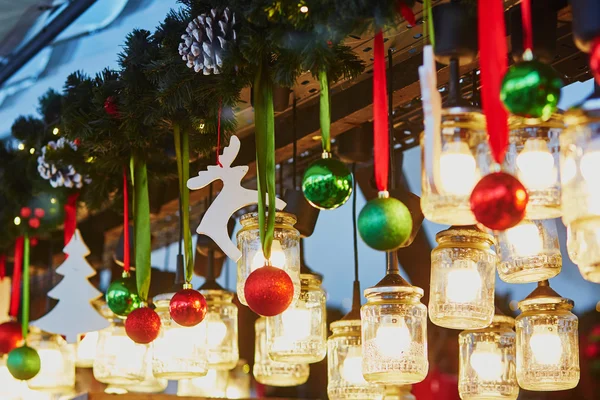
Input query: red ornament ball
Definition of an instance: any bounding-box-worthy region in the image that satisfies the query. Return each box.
[470,172,528,231]
[0,321,23,354]
[104,96,119,116]
[125,307,161,344]
[169,289,207,327]
[244,265,294,317]
[590,37,600,86]
[20,207,31,218]
[28,218,40,229]
[33,208,45,218]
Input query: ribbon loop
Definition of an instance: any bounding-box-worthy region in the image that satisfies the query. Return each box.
[373,31,389,193]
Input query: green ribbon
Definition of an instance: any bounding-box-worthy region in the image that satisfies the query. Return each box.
[254,61,276,260]
[22,234,29,340]
[318,69,331,153]
[425,0,435,47]
[173,124,193,283]
[133,154,151,301]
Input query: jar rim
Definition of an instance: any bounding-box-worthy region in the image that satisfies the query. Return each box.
[330,319,361,330]
[240,211,297,226]
[508,113,564,129]
[441,107,484,120]
[153,292,176,304]
[435,225,494,245]
[364,284,424,298]
[300,273,322,285]
[518,296,574,312]
[200,288,235,302]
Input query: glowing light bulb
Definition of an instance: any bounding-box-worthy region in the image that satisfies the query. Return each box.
[505,222,543,257]
[154,325,201,360]
[439,141,478,196]
[561,157,577,184]
[77,331,99,366]
[281,307,312,341]
[470,342,503,381]
[374,320,411,357]
[205,317,228,348]
[445,260,482,303]
[517,138,556,190]
[340,346,366,384]
[38,348,65,371]
[104,335,147,370]
[580,147,600,210]
[0,363,25,399]
[251,240,286,271]
[530,325,562,365]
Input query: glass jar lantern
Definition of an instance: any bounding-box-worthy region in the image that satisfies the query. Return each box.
[26,330,75,393]
[0,355,24,400]
[152,292,208,379]
[561,104,600,282]
[236,212,301,305]
[429,226,496,330]
[421,107,490,225]
[515,281,580,391]
[253,318,309,387]
[177,369,229,397]
[93,314,149,385]
[226,360,251,399]
[122,356,168,394]
[458,313,519,400]
[327,318,384,400]
[495,219,562,283]
[267,273,327,363]
[503,115,563,219]
[76,331,99,368]
[361,279,428,385]
[200,288,239,370]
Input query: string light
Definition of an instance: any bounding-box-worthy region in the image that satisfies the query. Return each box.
[52,127,59,135]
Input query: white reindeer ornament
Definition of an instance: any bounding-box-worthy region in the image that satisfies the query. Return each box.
[188,136,286,261]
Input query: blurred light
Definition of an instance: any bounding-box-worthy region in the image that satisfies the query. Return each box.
[13,217,21,226]
[300,5,308,13]
[29,148,35,154]
[50,198,57,204]
[53,127,60,136]
[17,143,25,151]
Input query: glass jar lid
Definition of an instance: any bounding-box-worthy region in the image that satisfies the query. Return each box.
[435,225,495,246]
[152,292,176,309]
[517,281,574,312]
[239,211,297,227]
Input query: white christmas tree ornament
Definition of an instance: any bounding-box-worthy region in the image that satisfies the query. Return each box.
[188,135,286,261]
[31,229,109,343]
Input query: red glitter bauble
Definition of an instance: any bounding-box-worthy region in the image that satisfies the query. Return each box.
[20,208,31,218]
[125,307,161,344]
[28,218,40,229]
[103,96,119,116]
[470,172,528,231]
[0,321,23,355]
[33,208,45,218]
[169,289,207,327]
[244,265,294,317]
[590,38,600,86]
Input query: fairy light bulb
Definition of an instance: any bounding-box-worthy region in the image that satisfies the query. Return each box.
[281,307,312,341]
[375,320,411,357]
[517,138,557,190]
[470,341,503,381]
[206,318,228,348]
[529,325,562,365]
[505,222,543,257]
[76,331,99,367]
[340,346,366,385]
[38,348,64,371]
[439,141,478,195]
[251,240,286,271]
[445,260,482,303]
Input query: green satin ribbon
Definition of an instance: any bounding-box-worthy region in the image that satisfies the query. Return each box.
[319,69,331,153]
[22,234,29,339]
[133,154,151,301]
[254,61,276,259]
[425,0,435,47]
[173,124,193,283]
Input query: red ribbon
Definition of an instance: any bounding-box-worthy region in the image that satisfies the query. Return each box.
[216,100,223,168]
[10,237,23,318]
[521,0,533,53]
[397,1,416,26]
[478,0,508,163]
[64,192,79,246]
[373,31,389,193]
[123,168,130,273]
[0,255,5,280]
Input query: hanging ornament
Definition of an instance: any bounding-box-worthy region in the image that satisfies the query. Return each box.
[244,265,294,317]
[125,307,161,344]
[302,70,352,210]
[106,272,141,317]
[358,194,413,251]
[37,138,91,189]
[169,287,207,327]
[179,8,237,75]
[7,345,40,380]
[103,96,119,116]
[0,322,22,355]
[590,37,600,85]
[470,172,529,231]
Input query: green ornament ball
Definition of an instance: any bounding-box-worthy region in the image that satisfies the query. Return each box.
[500,59,563,121]
[106,273,141,317]
[302,157,352,210]
[7,346,40,381]
[358,197,413,251]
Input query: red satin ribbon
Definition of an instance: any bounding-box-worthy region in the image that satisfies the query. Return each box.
[397,1,416,26]
[216,99,223,168]
[0,255,5,280]
[123,168,130,273]
[10,237,23,318]
[64,192,79,246]
[478,0,508,163]
[521,0,533,53]
[373,31,389,193]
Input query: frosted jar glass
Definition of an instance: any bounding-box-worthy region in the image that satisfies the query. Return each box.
[200,289,239,370]
[26,331,75,393]
[236,212,300,305]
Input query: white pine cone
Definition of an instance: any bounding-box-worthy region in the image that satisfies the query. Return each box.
[37,139,90,188]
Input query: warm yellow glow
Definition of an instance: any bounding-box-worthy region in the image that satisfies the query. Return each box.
[52,127,59,136]
[530,325,562,365]
[580,150,600,183]
[374,321,411,357]
[77,331,99,366]
[340,346,365,384]
[0,364,25,399]
[517,138,556,190]
[104,386,128,394]
[439,141,478,196]
[505,222,543,257]
[470,341,503,381]
[300,5,309,13]
[29,148,35,155]
[13,217,21,226]
[38,348,64,371]
[251,240,286,271]
[103,335,147,370]
[281,306,312,341]
[562,157,577,184]
[50,198,57,204]
[17,143,25,151]
[446,260,481,303]
[205,317,228,348]
[154,325,202,361]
